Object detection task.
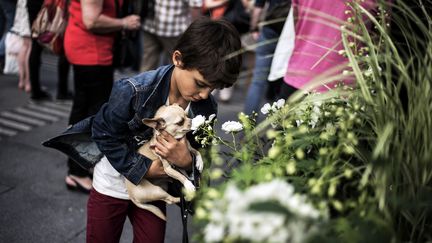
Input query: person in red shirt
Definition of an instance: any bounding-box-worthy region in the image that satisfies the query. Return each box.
[63,0,140,193]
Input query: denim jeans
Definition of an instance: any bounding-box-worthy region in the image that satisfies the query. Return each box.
[0,0,16,58]
[244,27,279,116]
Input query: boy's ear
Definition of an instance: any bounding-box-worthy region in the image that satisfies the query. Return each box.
[142,118,166,131]
[172,50,183,67]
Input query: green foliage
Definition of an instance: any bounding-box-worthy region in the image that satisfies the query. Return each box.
[193,0,432,242]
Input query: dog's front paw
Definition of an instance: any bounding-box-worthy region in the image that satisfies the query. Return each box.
[183,180,196,192]
[195,154,204,172]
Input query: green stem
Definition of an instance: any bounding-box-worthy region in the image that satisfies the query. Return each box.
[232,133,237,151]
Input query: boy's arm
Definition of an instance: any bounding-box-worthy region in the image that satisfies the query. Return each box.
[91,79,155,185]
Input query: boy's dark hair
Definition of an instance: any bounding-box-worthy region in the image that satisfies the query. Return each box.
[174,17,242,89]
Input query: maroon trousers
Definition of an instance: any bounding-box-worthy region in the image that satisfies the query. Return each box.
[87,189,166,243]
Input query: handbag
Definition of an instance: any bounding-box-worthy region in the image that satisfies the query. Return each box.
[112,0,140,69]
[31,0,68,55]
[268,5,295,82]
[3,32,22,75]
[223,0,251,34]
[112,33,139,69]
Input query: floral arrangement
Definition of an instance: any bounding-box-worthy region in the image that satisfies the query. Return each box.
[203,180,326,243]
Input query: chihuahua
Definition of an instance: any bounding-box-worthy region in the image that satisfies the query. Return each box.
[125,104,203,220]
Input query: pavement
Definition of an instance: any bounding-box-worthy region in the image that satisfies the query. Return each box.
[0,52,251,242]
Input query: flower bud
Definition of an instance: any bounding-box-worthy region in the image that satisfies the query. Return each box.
[268,146,281,159]
[195,207,207,219]
[207,189,220,199]
[210,168,224,180]
[266,129,278,139]
[286,160,296,175]
[295,148,305,160]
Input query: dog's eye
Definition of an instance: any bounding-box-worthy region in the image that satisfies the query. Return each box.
[176,118,184,126]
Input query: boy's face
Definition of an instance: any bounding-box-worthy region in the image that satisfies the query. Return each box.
[172,51,214,102]
[173,67,213,102]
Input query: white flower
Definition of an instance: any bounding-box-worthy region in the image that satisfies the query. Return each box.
[260,103,272,115]
[191,115,205,131]
[204,223,225,242]
[221,121,243,133]
[295,119,303,127]
[364,67,373,77]
[309,113,319,128]
[261,99,285,116]
[208,114,216,123]
[274,99,285,109]
[364,66,382,77]
[204,180,325,243]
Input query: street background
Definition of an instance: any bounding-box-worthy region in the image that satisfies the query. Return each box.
[0,52,250,242]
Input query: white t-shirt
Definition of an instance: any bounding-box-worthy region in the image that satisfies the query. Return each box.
[93,99,191,199]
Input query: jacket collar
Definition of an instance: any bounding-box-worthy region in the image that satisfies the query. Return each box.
[140,65,173,114]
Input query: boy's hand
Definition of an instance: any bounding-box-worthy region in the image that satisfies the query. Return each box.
[153,131,193,169]
[145,159,168,179]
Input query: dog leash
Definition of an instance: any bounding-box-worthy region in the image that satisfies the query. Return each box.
[180,195,190,243]
[179,152,199,243]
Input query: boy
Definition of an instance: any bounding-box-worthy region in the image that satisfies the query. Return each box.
[44,17,242,242]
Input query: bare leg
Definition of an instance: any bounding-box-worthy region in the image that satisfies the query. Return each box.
[23,37,31,92]
[17,37,31,92]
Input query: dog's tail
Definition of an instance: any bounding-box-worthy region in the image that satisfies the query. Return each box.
[131,198,167,221]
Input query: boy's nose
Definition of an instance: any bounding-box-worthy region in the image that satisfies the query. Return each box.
[199,88,212,99]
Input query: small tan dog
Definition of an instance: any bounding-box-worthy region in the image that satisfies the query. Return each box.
[125,104,203,220]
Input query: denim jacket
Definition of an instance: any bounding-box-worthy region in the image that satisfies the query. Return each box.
[43,65,218,185]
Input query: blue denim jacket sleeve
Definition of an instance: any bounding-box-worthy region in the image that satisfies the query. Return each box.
[91,78,152,185]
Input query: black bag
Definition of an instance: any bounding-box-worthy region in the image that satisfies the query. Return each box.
[264,1,291,34]
[112,0,140,69]
[112,33,139,69]
[223,0,251,34]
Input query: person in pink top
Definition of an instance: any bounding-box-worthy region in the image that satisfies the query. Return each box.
[280,0,374,97]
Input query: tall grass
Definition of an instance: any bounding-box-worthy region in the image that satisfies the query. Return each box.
[343,1,432,241]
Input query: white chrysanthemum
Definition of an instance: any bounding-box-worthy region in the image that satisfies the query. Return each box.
[207,114,216,123]
[221,121,243,133]
[204,180,324,243]
[364,66,382,77]
[191,115,206,131]
[274,99,285,109]
[310,113,319,128]
[224,184,242,201]
[295,119,303,127]
[204,223,225,242]
[364,67,373,77]
[260,103,272,115]
[244,179,294,204]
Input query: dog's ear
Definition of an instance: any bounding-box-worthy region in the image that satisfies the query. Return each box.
[142,118,166,131]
